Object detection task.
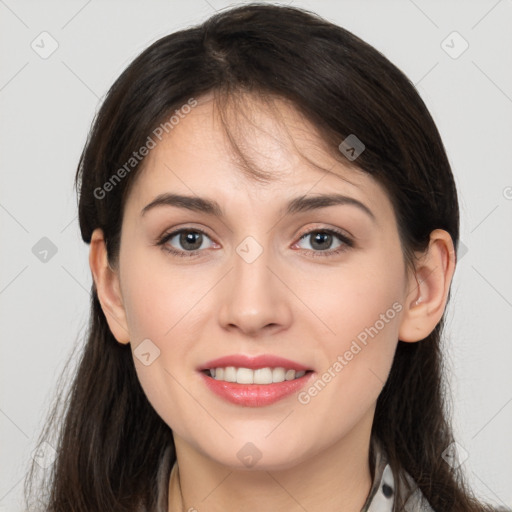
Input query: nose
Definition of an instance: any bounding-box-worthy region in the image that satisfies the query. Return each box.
[217,239,293,337]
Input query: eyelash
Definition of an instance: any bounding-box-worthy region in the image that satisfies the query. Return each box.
[156,227,354,259]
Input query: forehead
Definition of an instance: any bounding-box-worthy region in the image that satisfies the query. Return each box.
[124,93,393,221]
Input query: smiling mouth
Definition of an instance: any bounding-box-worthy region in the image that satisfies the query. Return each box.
[201,367,314,385]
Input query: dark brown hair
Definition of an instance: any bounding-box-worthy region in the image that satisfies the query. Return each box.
[24,3,501,511]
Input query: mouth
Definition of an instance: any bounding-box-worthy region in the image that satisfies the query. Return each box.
[197,354,315,406]
[197,356,315,406]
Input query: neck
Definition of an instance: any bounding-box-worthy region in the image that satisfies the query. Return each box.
[169,413,374,512]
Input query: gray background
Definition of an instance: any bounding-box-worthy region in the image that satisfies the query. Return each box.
[1,0,511,509]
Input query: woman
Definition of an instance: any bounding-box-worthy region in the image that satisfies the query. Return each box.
[24,3,508,511]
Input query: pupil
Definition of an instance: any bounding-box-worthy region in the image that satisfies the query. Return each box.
[181,231,201,250]
[311,232,331,251]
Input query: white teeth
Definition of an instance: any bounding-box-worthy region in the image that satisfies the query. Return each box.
[272,367,285,382]
[224,366,237,382]
[209,366,308,384]
[285,369,296,381]
[254,367,273,384]
[236,367,254,384]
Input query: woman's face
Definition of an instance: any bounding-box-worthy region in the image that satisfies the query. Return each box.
[112,93,417,470]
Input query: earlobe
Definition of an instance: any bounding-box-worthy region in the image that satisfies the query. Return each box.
[398,229,456,343]
[89,228,130,344]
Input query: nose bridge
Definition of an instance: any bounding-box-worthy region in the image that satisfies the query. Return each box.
[218,233,292,334]
[234,234,272,295]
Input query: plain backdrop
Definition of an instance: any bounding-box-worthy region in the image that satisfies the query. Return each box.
[1,0,511,510]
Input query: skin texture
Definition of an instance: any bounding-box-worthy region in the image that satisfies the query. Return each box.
[89,93,455,512]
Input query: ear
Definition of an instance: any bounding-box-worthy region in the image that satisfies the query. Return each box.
[89,228,130,344]
[398,229,456,343]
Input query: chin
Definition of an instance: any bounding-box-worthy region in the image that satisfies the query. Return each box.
[206,438,312,472]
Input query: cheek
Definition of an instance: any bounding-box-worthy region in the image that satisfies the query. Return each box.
[301,250,405,402]
[131,359,204,443]
[118,248,213,431]
[119,245,203,340]
[308,252,405,347]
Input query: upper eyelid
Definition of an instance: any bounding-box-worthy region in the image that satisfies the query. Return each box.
[296,225,352,240]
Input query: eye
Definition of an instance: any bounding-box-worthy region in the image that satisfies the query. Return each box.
[294,228,353,257]
[157,228,215,257]
[156,226,354,259]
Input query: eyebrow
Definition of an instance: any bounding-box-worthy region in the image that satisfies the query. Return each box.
[140,192,376,222]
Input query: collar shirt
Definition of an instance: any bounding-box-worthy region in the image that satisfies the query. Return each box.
[361,437,434,512]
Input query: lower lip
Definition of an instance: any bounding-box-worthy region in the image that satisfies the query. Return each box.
[199,371,315,407]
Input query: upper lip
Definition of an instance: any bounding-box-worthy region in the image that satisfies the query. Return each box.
[199,354,312,372]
